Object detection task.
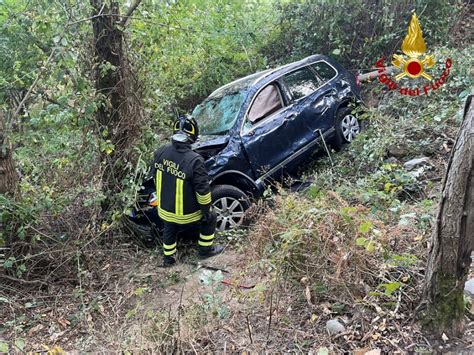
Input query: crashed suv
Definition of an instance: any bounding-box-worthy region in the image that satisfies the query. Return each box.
[129,54,362,238]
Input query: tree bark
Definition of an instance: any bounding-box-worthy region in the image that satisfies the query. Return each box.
[421,95,474,336]
[90,0,144,207]
[0,111,18,196]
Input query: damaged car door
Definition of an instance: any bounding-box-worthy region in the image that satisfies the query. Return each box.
[240,82,299,179]
[280,65,337,153]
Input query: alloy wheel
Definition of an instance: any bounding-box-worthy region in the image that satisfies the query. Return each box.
[213,196,245,232]
[341,114,360,142]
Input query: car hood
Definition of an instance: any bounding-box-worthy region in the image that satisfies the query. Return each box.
[192,135,230,150]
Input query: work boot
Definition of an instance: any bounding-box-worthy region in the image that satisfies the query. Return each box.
[162,256,176,268]
[198,245,225,259]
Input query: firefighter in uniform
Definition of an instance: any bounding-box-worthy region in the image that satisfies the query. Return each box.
[152,116,224,266]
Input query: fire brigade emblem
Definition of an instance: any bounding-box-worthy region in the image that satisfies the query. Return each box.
[392,13,435,81]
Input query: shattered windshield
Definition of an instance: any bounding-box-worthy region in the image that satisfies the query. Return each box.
[192,90,247,135]
[192,70,271,135]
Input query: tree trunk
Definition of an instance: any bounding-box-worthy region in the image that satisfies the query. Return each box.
[90,0,144,208]
[0,111,18,196]
[421,95,474,336]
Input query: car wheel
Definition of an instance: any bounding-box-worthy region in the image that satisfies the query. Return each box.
[333,107,361,150]
[211,184,251,232]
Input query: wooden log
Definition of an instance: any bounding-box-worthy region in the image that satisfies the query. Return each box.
[356,66,397,83]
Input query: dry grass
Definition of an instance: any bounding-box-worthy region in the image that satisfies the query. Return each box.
[212,190,430,352]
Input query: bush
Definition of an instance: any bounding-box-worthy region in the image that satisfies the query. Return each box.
[262,0,465,69]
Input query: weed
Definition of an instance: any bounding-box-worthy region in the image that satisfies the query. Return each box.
[199,270,230,319]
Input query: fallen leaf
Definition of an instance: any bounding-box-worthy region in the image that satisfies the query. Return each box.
[49,330,66,342]
[57,318,70,328]
[442,333,449,342]
[0,342,9,353]
[50,345,66,354]
[305,285,313,306]
[14,339,25,351]
[371,332,381,340]
[28,323,44,337]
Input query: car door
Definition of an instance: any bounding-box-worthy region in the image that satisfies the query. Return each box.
[308,61,341,134]
[240,82,299,180]
[279,66,327,149]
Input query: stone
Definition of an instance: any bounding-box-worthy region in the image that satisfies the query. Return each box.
[408,167,425,179]
[398,213,416,226]
[384,157,399,164]
[464,278,474,298]
[403,157,430,171]
[326,319,346,335]
[387,145,408,159]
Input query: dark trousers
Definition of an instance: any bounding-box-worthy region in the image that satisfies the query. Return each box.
[162,211,217,259]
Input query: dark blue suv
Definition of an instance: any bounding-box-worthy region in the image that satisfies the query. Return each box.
[191,54,361,230]
[128,54,362,237]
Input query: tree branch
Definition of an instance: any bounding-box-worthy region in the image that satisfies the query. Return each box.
[119,0,142,27]
[14,49,56,117]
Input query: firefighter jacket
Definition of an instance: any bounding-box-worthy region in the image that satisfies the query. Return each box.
[152,142,212,224]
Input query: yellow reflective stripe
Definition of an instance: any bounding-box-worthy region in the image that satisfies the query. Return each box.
[164,249,176,256]
[175,178,184,216]
[174,179,178,215]
[199,233,214,241]
[158,207,202,224]
[179,179,184,215]
[198,240,213,247]
[163,243,177,250]
[196,191,212,205]
[156,170,162,207]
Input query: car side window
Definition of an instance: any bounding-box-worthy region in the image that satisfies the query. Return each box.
[282,67,320,101]
[311,61,337,82]
[247,83,283,124]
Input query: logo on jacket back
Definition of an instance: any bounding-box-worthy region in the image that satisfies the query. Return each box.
[374,13,452,97]
[155,159,186,179]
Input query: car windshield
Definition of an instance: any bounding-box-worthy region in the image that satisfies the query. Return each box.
[192,70,271,135]
[192,90,247,135]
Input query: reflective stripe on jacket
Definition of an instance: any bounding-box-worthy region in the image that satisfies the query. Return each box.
[152,142,212,224]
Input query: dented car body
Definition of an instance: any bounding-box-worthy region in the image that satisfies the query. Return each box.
[129,54,362,237]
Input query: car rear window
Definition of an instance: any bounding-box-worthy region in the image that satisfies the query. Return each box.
[282,68,320,100]
[311,61,337,82]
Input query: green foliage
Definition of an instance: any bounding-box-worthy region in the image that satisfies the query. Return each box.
[378,281,403,297]
[0,342,9,353]
[308,45,472,216]
[262,0,464,68]
[199,270,230,319]
[131,0,273,114]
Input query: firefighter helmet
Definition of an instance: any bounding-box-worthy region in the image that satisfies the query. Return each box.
[172,116,199,143]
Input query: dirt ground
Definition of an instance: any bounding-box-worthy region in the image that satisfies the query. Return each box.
[1,228,473,353]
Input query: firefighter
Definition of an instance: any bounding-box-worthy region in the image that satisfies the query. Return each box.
[151,116,224,267]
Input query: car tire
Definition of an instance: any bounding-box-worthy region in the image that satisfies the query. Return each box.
[211,184,251,232]
[332,106,361,151]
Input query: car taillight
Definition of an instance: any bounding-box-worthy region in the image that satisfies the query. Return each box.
[148,192,158,207]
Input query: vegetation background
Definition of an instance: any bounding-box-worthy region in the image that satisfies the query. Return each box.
[0,0,472,352]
